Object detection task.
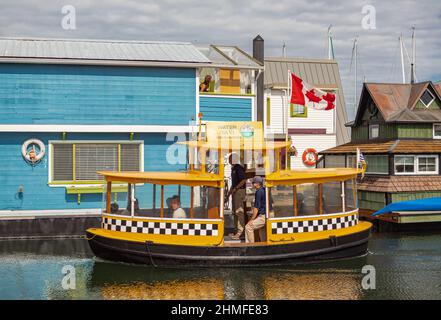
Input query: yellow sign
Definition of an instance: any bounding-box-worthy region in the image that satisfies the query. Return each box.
[205,121,263,143]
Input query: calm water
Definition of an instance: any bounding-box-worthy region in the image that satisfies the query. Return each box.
[0,232,440,300]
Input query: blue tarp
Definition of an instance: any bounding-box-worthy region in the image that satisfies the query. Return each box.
[373,197,441,216]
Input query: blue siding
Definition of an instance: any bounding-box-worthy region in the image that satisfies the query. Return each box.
[0,64,196,125]
[199,96,252,121]
[0,133,187,211]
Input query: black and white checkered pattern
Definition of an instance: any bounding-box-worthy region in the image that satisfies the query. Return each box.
[271,214,358,235]
[102,217,219,236]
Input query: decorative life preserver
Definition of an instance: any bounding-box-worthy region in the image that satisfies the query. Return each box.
[22,139,45,164]
[302,148,318,166]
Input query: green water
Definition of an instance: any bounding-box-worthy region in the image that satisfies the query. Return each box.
[0,232,440,300]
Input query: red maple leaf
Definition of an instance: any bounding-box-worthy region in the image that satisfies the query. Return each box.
[305,89,322,103]
[322,92,336,110]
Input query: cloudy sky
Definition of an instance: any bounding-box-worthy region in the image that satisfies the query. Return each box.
[1,0,440,119]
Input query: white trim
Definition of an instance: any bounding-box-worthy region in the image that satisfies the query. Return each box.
[433,123,441,139]
[368,124,379,139]
[199,94,255,99]
[195,68,200,120]
[0,125,196,133]
[419,89,435,108]
[0,208,101,219]
[268,209,359,221]
[394,154,439,175]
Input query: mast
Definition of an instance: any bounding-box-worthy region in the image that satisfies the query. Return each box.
[282,42,286,58]
[327,25,335,60]
[399,34,406,84]
[350,37,358,116]
[410,26,416,84]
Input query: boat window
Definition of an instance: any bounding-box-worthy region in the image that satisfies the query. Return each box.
[344,179,357,212]
[104,183,221,220]
[269,185,294,218]
[322,181,343,214]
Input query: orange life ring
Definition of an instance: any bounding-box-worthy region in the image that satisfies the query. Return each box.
[302,148,318,166]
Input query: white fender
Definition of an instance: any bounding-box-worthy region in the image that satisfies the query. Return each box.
[22,139,46,163]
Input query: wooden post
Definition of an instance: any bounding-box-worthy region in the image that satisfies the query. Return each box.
[341,181,346,213]
[153,184,156,211]
[106,181,112,213]
[318,184,324,214]
[190,186,194,218]
[293,185,298,216]
[160,185,164,218]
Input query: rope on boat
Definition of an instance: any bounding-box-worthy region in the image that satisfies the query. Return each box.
[86,234,97,241]
[145,241,158,268]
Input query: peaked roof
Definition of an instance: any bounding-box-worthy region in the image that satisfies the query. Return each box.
[264,57,350,145]
[352,81,441,125]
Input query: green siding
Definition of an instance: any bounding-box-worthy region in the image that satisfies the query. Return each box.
[397,123,433,139]
[351,126,368,141]
[358,191,386,211]
[379,124,397,139]
[392,191,441,203]
[414,88,441,110]
[365,155,389,174]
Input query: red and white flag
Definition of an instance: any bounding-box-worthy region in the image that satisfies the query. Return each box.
[290,73,336,110]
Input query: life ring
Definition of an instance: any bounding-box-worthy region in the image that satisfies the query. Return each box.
[302,148,318,166]
[22,139,45,163]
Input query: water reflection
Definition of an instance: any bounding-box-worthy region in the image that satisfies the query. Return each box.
[0,234,440,300]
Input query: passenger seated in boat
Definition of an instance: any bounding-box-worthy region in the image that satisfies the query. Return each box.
[245,176,267,243]
[171,195,187,219]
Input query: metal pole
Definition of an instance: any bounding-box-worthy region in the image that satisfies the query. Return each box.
[399,34,406,84]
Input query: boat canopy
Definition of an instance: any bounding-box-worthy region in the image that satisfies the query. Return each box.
[373,197,441,216]
[265,168,363,187]
[98,171,223,187]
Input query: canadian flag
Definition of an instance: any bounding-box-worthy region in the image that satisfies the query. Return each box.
[290,73,336,110]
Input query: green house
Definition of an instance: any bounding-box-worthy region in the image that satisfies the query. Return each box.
[320,81,441,215]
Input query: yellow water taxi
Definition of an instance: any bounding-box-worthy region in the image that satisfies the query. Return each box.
[86,121,372,266]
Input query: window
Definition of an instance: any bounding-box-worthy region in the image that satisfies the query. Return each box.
[365,155,389,174]
[51,142,142,183]
[420,90,435,108]
[290,104,307,117]
[433,124,441,139]
[324,155,346,168]
[346,155,357,168]
[394,155,438,175]
[369,124,379,139]
[418,156,437,173]
[394,156,415,174]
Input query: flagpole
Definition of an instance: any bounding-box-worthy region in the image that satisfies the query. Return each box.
[286,70,290,168]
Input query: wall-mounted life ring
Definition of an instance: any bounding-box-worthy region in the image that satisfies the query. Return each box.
[302,148,318,166]
[22,139,45,164]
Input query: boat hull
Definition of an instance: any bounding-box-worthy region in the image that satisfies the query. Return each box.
[86,226,371,267]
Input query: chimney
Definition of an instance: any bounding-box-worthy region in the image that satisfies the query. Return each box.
[253,35,264,122]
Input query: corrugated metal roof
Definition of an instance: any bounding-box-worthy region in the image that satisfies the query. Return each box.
[196,45,263,69]
[264,57,350,145]
[354,82,441,124]
[0,37,210,64]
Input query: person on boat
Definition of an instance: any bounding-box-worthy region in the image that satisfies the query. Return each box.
[171,195,187,219]
[245,176,267,243]
[227,153,247,240]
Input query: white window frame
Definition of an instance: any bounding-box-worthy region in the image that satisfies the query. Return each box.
[420,89,435,108]
[48,140,144,187]
[433,123,441,139]
[394,154,438,175]
[368,124,379,139]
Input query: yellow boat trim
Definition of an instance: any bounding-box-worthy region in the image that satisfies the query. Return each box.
[265,168,364,187]
[98,171,224,187]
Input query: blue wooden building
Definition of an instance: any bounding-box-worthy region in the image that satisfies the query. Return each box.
[0,38,263,214]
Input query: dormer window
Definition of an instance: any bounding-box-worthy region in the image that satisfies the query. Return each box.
[369,124,379,139]
[420,89,435,108]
